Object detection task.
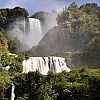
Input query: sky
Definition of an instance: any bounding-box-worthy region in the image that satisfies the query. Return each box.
[0,0,100,14]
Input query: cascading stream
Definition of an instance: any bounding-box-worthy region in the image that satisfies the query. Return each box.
[11,83,15,100]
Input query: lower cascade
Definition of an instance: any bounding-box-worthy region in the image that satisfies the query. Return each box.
[23,57,71,75]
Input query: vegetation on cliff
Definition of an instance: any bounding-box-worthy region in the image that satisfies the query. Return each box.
[0,3,100,100]
[57,3,100,68]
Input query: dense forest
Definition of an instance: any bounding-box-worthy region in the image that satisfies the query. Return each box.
[57,3,100,68]
[0,2,100,100]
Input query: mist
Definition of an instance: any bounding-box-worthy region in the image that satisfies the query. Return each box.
[39,10,58,34]
[7,17,43,51]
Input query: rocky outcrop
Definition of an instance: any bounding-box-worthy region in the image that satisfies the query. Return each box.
[28,26,84,56]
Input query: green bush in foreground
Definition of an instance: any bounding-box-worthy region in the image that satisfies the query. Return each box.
[12,68,100,100]
[0,68,100,100]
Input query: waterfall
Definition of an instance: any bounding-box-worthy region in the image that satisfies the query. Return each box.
[11,83,15,100]
[28,18,43,47]
[23,17,26,35]
[23,57,71,75]
[7,17,43,51]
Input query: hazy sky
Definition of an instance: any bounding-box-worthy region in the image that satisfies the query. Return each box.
[0,0,100,14]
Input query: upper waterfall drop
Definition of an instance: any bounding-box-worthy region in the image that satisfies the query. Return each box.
[28,18,43,47]
[22,18,43,49]
[23,57,71,75]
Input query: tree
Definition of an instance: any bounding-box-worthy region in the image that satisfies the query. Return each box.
[13,7,29,18]
[80,3,100,20]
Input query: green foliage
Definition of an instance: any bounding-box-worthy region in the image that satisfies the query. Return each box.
[57,2,81,31]
[80,35,100,67]
[12,7,29,18]
[58,3,100,68]
[64,52,75,68]
[65,52,83,68]
[0,52,12,67]
[57,2,100,33]
[9,53,31,73]
[8,38,22,53]
[0,7,28,30]
[12,68,100,100]
[0,32,8,52]
[0,3,100,100]
[0,76,12,100]
[0,32,9,68]
[0,67,99,100]
[0,32,24,72]
[80,3,100,20]
[78,13,100,33]
[84,36,100,53]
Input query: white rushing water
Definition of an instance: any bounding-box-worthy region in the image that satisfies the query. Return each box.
[23,57,71,75]
[28,18,43,47]
[8,18,43,50]
[11,83,15,100]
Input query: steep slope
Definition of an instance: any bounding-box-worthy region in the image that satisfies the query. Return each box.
[28,26,83,56]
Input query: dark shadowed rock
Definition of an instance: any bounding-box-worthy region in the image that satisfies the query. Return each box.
[28,26,83,56]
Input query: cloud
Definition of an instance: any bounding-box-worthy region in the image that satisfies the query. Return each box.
[0,0,100,14]
[0,0,67,13]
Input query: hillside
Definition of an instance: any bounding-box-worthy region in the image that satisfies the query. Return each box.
[28,26,90,56]
[28,3,100,68]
